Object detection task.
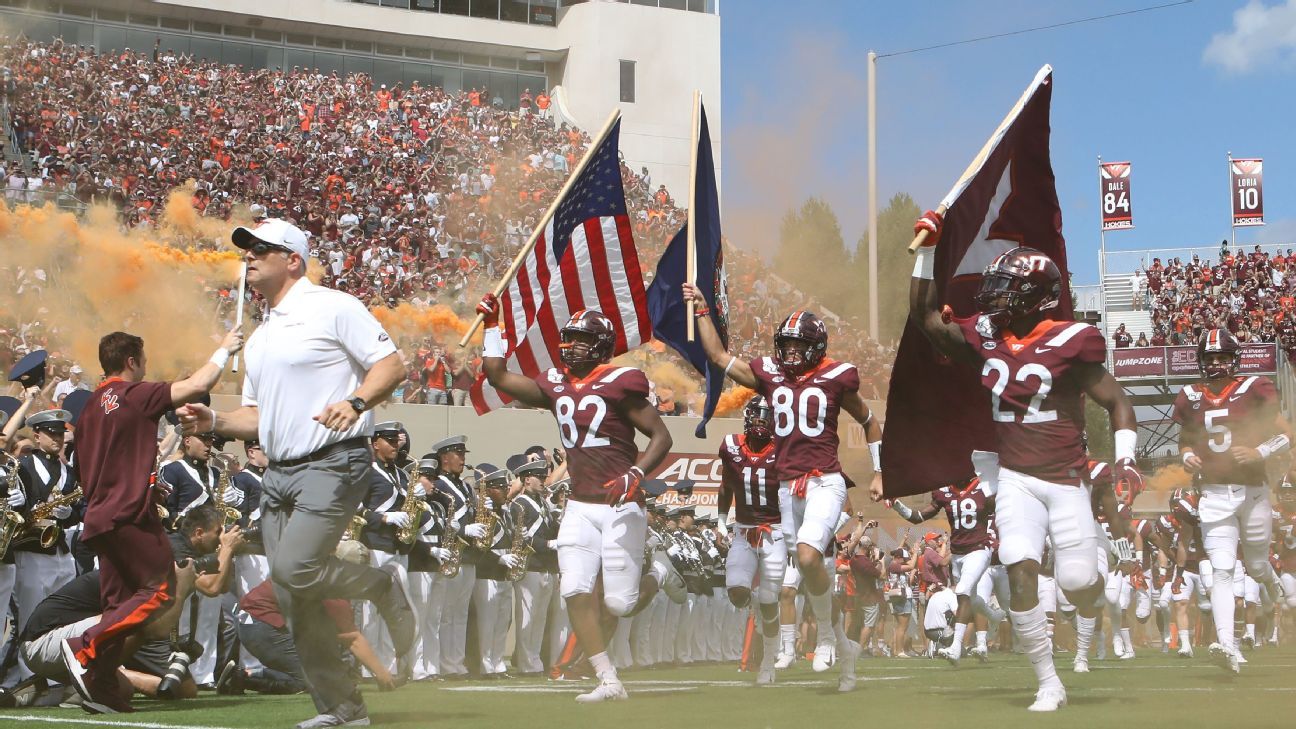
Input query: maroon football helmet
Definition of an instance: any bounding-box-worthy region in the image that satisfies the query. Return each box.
[975,246,1062,328]
[1169,486,1199,524]
[559,309,616,369]
[773,311,827,377]
[1197,328,1240,380]
[743,395,773,443]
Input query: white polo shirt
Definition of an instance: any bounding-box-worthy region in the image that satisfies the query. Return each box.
[242,277,397,462]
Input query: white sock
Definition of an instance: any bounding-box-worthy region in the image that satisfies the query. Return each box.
[807,588,833,645]
[589,651,617,682]
[975,630,988,650]
[762,632,780,667]
[1120,627,1133,651]
[1178,628,1191,649]
[780,624,796,655]
[1010,605,1062,690]
[1075,615,1096,659]
[1112,631,1124,656]
[1210,568,1236,651]
[1245,624,1255,640]
[952,623,967,657]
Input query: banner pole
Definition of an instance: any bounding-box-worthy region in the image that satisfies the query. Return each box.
[1227,151,1237,250]
[686,90,700,342]
[458,108,621,347]
[1097,156,1109,343]
[867,51,879,340]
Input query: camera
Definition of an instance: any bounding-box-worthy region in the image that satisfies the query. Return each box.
[179,554,221,575]
[157,638,203,700]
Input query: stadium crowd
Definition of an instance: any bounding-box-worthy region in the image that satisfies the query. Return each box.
[1,37,894,407]
[1129,245,1296,361]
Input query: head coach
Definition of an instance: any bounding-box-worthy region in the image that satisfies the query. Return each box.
[178,218,414,729]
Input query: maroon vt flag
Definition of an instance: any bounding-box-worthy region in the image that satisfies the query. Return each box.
[881,66,1074,498]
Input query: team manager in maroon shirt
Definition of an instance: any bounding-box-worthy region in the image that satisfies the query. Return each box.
[60,328,243,714]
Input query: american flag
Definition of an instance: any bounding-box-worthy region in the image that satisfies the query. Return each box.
[469,118,652,414]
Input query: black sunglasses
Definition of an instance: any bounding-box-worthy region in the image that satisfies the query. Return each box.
[247,241,293,256]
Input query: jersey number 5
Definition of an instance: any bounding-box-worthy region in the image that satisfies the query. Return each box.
[982,358,1056,423]
[555,395,611,449]
[1203,408,1231,453]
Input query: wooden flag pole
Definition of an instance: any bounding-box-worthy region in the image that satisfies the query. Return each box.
[907,65,1052,253]
[686,90,701,342]
[458,108,622,348]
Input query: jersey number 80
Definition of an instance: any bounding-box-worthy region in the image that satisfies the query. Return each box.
[771,385,827,438]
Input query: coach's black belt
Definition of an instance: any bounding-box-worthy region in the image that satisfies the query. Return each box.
[273,437,370,468]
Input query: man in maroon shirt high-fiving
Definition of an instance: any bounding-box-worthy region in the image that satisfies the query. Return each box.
[60,328,242,715]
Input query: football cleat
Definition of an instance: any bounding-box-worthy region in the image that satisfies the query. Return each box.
[1241,634,1256,651]
[1119,647,1135,661]
[755,666,775,686]
[773,652,795,669]
[1027,686,1068,712]
[969,646,989,663]
[1208,643,1240,674]
[811,639,836,672]
[937,647,960,667]
[651,551,687,605]
[1177,644,1194,658]
[574,678,629,703]
[1072,657,1089,674]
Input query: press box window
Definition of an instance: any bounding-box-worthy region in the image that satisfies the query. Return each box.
[619,60,635,103]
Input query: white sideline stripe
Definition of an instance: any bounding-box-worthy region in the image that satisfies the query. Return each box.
[1,717,241,729]
[443,676,912,693]
[444,686,695,694]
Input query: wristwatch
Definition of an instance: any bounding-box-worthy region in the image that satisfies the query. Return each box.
[347,396,367,414]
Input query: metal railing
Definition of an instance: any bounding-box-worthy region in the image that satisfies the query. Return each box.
[2,187,88,215]
[1070,284,1102,312]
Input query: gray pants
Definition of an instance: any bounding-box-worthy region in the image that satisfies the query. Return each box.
[237,617,308,691]
[261,443,390,713]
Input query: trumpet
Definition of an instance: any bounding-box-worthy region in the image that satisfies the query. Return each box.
[0,455,26,560]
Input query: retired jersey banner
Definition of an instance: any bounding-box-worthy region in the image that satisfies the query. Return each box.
[1099,161,1134,230]
[1231,158,1265,227]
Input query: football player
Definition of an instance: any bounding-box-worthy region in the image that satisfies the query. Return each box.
[1174,328,1291,673]
[1076,460,1139,671]
[683,282,884,693]
[716,396,785,685]
[887,451,1001,665]
[1276,479,1296,613]
[476,296,674,703]
[909,213,1140,712]
[1166,487,1210,658]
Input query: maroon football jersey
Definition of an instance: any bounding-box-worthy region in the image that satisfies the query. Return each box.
[929,480,994,554]
[533,364,649,503]
[1170,520,1207,566]
[1171,375,1279,487]
[747,356,859,480]
[718,433,780,526]
[957,317,1106,485]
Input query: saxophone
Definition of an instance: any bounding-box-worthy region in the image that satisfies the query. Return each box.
[18,487,83,549]
[505,501,534,582]
[0,455,26,560]
[472,483,498,551]
[398,460,431,545]
[212,455,242,527]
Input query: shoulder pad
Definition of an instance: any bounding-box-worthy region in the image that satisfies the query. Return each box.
[1182,385,1202,402]
[975,315,997,339]
[543,368,565,385]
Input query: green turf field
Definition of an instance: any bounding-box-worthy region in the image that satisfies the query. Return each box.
[3,646,1295,729]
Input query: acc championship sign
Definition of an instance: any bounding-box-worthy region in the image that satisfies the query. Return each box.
[1099,161,1134,230]
[1231,158,1265,227]
[1112,343,1277,379]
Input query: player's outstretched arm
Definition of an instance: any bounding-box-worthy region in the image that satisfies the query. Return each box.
[476,294,549,408]
[681,282,757,389]
[909,211,971,363]
[890,498,940,525]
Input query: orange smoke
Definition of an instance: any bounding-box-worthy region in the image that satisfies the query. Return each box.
[370,303,483,347]
[1144,464,1191,493]
[715,386,755,417]
[0,196,243,380]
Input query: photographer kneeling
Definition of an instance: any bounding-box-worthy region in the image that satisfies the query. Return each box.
[169,504,245,691]
[20,561,199,709]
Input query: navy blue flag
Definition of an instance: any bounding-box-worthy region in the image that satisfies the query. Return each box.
[647,103,728,437]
